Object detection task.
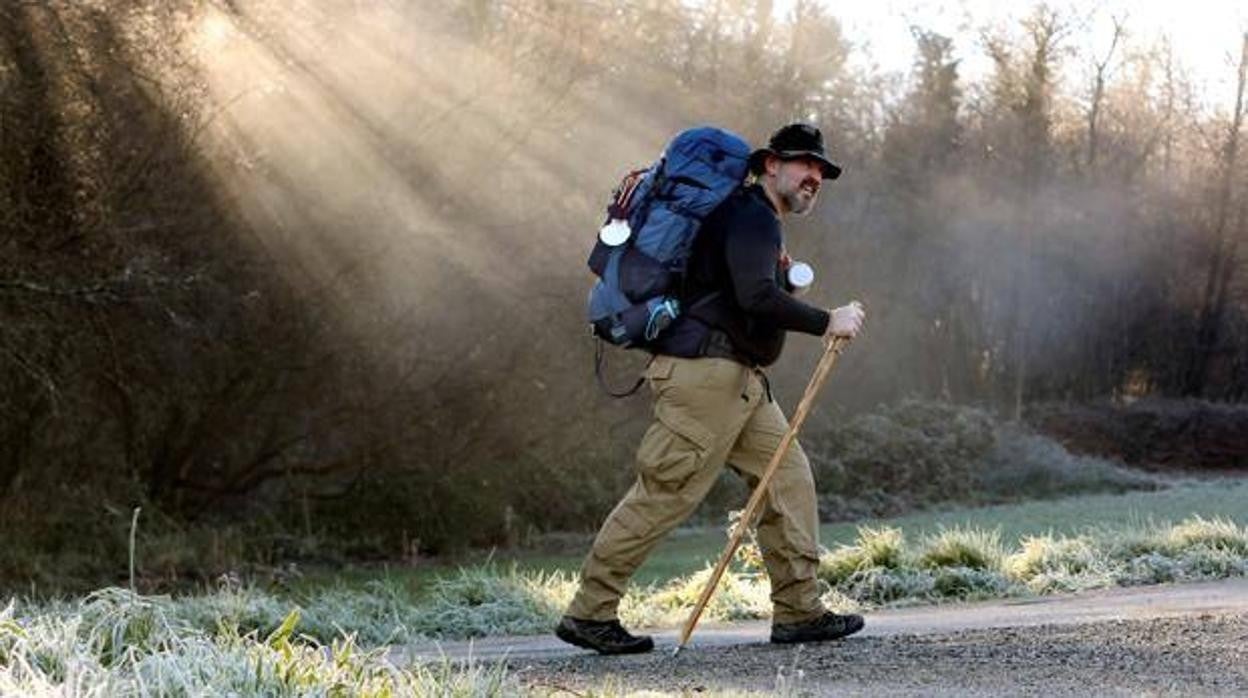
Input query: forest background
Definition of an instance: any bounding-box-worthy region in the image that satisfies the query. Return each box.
[3,0,1247,592]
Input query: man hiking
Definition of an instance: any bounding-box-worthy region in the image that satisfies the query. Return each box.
[557,123,867,655]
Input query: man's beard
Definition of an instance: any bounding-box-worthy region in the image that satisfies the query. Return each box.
[781,187,816,215]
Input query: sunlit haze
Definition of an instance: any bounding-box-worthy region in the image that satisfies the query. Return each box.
[5,3,1248,664]
[778,0,1247,109]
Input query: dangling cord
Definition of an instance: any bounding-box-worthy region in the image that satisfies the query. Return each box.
[757,368,774,403]
[594,337,645,398]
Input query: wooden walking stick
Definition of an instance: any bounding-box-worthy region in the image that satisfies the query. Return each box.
[672,336,851,657]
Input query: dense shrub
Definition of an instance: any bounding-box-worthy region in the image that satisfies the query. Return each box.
[809,399,1158,521]
[1031,399,1248,471]
[812,400,996,514]
[977,426,1159,500]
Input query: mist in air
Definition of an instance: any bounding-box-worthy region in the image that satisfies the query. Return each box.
[2,0,1245,550]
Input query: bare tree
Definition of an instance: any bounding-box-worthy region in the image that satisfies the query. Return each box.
[1189,33,1248,395]
[1086,15,1126,175]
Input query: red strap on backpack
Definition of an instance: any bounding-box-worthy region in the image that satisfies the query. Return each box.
[607,169,648,220]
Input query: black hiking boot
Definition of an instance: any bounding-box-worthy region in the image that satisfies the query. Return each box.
[770,611,865,644]
[554,616,655,655]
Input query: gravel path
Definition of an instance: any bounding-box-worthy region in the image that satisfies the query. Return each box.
[401,579,1248,695]
[511,613,1248,696]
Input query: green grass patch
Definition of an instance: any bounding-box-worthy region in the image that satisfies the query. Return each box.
[838,479,1247,546]
[296,478,1248,597]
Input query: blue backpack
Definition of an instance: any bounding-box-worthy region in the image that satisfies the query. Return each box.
[587,126,751,351]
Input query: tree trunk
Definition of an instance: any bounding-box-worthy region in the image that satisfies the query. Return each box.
[1188,33,1248,395]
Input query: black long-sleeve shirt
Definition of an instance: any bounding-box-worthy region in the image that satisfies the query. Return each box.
[652,184,830,366]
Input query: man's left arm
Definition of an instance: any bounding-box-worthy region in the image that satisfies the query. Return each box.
[723,222,830,336]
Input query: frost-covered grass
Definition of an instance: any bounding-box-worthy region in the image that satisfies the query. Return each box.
[172,512,1248,645]
[807,515,1248,605]
[4,516,1245,694]
[0,588,517,697]
[818,525,908,585]
[917,526,1005,571]
[0,580,791,696]
[403,514,1247,632]
[6,479,1247,694]
[621,565,771,628]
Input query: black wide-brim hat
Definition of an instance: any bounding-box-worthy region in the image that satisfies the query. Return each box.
[748,122,842,180]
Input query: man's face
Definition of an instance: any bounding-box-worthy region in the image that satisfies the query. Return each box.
[768,156,824,216]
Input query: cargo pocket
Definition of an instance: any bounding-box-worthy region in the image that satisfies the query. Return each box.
[645,355,676,392]
[637,404,715,492]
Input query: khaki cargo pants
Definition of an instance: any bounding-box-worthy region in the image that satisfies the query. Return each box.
[566,354,824,624]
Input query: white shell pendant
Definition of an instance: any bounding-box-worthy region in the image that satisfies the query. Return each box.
[788,262,815,295]
[599,219,631,246]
